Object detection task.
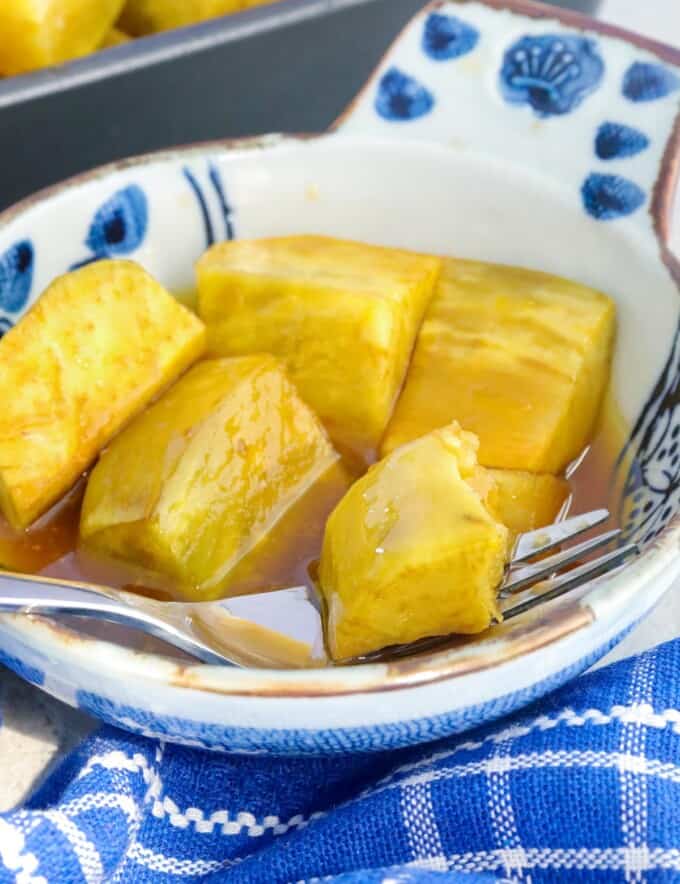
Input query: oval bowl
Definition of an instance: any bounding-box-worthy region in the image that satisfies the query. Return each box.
[0,0,679,754]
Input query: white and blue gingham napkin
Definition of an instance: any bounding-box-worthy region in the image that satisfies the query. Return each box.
[1,637,680,883]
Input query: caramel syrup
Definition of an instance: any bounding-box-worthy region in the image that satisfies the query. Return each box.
[565,392,628,530]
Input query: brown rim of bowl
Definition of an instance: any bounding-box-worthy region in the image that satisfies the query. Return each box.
[0,131,673,698]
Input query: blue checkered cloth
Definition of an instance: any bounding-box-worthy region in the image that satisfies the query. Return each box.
[2,638,680,883]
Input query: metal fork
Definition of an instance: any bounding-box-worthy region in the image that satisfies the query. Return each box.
[0,508,637,668]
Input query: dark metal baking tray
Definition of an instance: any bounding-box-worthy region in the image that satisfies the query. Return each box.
[0,0,600,211]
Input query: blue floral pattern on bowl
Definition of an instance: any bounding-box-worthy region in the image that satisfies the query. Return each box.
[620,326,680,546]
[363,9,678,226]
[499,35,605,117]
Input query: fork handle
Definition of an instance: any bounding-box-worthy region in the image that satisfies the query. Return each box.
[0,572,234,666]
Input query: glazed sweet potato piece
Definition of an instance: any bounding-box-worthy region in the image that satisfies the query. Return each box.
[197,235,441,453]
[80,356,339,600]
[0,260,205,529]
[487,470,570,541]
[319,422,508,661]
[0,0,125,74]
[381,258,615,473]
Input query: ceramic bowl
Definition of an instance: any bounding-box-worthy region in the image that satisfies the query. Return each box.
[0,0,679,755]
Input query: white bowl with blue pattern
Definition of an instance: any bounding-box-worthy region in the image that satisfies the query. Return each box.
[0,0,679,755]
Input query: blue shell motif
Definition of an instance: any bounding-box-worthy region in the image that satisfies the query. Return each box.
[500,35,605,117]
[581,173,645,220]
[623,62,680,102]
[375,67,435,121]
[0,240,34,314]
[618,321,680,547]
[595,122,650,160]
[422,12,479,61]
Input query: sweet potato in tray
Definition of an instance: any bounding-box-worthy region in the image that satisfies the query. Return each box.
[119,0,281,35]
[0,0,125,75]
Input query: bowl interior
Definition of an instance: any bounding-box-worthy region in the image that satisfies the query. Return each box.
[0,133,677,656]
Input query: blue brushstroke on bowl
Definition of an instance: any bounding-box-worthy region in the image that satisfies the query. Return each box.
[376,68,435,121]
[622,62,680,103]
[581,173,645,220]
[208,163,235,242]
[422,12,479,62]
[183,167,215,248]
[595,122,650,160]
[0,240,34,314]
[71,185,149,270]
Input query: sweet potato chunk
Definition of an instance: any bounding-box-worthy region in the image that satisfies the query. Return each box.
[80,356,339,600]
[0,260,205,529]
[487,470,570,540]
[382,259,615,472]
[319,422,508,660]
[0,0,125,74]
[119,0,282,35]
[197,235,441,453]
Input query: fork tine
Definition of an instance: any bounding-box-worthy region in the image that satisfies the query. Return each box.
[511,508,610,564]
[500,528,622,597]
[502,542,639,620]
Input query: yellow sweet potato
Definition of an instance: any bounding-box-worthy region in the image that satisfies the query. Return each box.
[197,235,441,454]
[100,28,131,48]
[319,422,508,660]
[119,0,281,35]
[382,259,616,473]
[487,470,570,540]
[80,356,339,600]
[0,0,126,75]
[0,260,205,529]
